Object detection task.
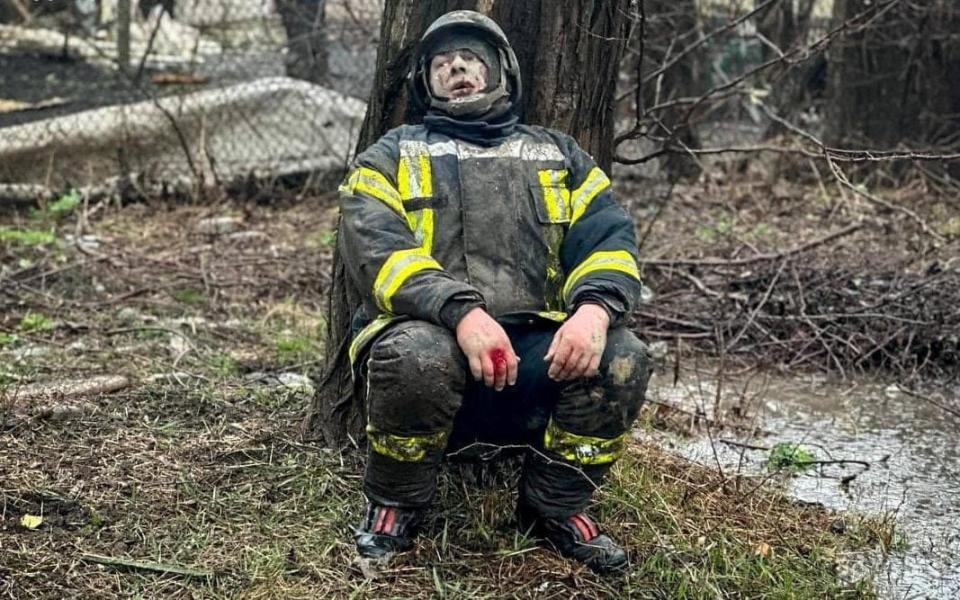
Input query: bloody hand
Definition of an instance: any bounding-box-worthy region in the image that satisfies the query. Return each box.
[455,308,519,391]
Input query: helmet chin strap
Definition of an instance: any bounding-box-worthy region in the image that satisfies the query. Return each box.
[436,87,508,117]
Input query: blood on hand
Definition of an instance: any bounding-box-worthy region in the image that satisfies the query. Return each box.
[490,347,507,376]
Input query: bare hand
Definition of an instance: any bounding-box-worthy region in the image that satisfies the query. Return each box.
[455,308,519,391]
[544,304,609,381]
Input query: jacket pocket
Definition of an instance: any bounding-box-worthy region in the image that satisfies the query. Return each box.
[529,182,571,224]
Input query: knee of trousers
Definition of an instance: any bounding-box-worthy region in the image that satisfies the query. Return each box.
[365,320,467,439]
[553,327,650,439]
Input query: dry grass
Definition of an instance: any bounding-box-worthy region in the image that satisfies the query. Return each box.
[0,193,883,598]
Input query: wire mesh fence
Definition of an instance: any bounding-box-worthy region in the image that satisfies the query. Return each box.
[0,0,382,193]
[2,1,955,199]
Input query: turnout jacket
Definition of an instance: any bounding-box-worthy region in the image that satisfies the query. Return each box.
[339,124,642,364]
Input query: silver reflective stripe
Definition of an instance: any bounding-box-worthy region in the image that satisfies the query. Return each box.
[424,139,564,161]
[400,140,430,156]
[521,142,566,162]
[425,140,458,157]
[399,141,429,198]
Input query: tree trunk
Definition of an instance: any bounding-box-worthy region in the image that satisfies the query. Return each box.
[303,0,634,447]
[640,0,702,180]
[756,0,825,135]
[277,0,329,84]
[825,0,960,151]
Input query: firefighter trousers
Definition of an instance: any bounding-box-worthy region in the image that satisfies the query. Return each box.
[360,318,649,517]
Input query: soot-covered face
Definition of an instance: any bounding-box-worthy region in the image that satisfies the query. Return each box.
[428,49,489,101]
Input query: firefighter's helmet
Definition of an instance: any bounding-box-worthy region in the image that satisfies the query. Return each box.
[410,10,522,117]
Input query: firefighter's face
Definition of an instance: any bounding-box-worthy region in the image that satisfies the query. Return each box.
[429,50,488,99]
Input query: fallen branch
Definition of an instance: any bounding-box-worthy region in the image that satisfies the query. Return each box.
[824,154,945,242]
[726,260,786,351]
[80,553,213,579]
[7,375,129,402]
[719,440,873,470]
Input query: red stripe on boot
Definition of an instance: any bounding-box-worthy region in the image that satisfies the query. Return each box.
[373,507,388,534]
[583,515,599,539]
[382,507,397,535]
[570,514,594,541]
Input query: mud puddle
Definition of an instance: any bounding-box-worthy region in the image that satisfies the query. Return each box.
[643,370,959,598]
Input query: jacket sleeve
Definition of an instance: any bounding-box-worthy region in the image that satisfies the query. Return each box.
[339,128,484,327]
[553,133,642,327]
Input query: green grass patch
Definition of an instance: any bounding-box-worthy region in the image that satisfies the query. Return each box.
[274,333,319,363]
[171,287,205,305]
[40,190,83,220]
[767,442,817,474]
[0,227,55,246]
[0,332,19,348]
[304,229,337,249]
[694,217,734,243]
[257,300,326,366]
[19,312,55,333]
[209,353,240,377]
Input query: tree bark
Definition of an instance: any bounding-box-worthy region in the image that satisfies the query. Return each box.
[303,0,634,447]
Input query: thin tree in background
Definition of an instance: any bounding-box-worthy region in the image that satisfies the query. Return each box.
[278,0,329,84]
[826,0,960,155]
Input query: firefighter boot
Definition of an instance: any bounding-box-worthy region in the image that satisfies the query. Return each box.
[353,503,422,559]
[517,502,628,574]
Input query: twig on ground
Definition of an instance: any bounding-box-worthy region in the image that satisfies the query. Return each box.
[824,154,945,242]
[899,387,960,420]
[80,553,214,579]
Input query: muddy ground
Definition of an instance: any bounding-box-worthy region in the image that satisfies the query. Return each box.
[1,165,956,597]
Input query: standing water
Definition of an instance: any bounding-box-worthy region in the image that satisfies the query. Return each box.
[644,369,959,598]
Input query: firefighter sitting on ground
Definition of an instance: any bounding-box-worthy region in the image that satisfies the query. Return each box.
[339,10,650,574]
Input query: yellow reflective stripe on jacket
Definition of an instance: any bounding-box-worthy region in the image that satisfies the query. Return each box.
[373,247,442,312]
[367,426,448,462]
[349,314,401,366]
[399,143,436,253]
[339,167,405,216]
[537,169,571,222]
[406,209,435,254]
[562,250,640,303]
[398,151,434,199]
[569,167,611,226]
[536,311,568,322]
[543,418,627,465]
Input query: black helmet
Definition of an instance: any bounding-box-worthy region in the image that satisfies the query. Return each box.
[410,10,522,118]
